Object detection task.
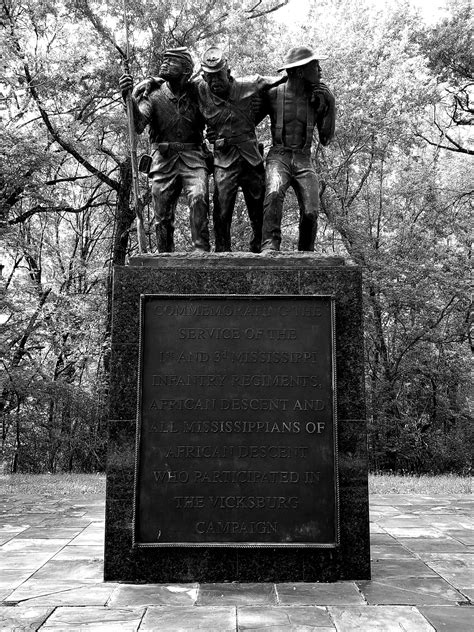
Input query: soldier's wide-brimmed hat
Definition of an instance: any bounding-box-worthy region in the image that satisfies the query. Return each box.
[201,47,228,73]
[163,47,194,71]
[278,45,328,72]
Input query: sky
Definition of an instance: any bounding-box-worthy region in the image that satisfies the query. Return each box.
[273,0,449,25]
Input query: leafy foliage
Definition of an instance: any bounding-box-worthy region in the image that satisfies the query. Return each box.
[413,0,473,154]
[0,0,471,473]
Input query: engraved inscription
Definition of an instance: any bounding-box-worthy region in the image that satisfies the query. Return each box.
[134,295,338,547]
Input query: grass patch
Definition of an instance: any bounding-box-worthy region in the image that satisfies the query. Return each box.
[0,473,106,498]
[369,473,471,494]
[0,473,470,499]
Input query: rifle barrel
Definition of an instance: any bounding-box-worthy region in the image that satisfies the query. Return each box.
[123,0,147,254]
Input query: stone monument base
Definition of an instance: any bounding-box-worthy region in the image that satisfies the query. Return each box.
[105,253,370,582]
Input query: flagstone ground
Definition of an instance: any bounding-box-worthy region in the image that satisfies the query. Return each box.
[0,491,471,630]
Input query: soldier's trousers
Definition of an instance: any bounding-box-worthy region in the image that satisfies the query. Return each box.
[213,158,265,253]
[151,164,210,252]
[262,148,320,251]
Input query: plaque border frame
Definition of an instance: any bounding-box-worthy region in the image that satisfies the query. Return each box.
[132,294,339,549]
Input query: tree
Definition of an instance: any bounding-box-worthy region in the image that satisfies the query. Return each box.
[0,0,288,471]
[1,0,471,473]
[264,0,472,471]
[414,0,473,155]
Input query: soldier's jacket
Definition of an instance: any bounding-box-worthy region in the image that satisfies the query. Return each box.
[194,75,284,168]
[131,79,206,174]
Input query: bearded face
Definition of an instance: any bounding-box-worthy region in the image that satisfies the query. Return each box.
[203,68,231,97]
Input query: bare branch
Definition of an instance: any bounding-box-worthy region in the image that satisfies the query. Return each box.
[247,1,263,11]
[25,69,119,189]
[247,0,288,19]
[3,1,120,190]
[8,202,104,226]
[9,288,52,368]
[347,158,374,208]
[392,295,460,377]
[45,175,93,185]
[97,143,121,166]
[415,131,474,155]
[3,256,23,291]
[73,0,126,60]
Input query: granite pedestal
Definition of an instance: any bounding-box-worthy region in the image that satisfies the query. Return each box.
[104,253,370,582]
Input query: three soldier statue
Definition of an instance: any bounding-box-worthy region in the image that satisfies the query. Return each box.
[119,45,335,254]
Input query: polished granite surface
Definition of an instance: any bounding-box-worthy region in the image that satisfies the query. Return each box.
[107,261,369,583]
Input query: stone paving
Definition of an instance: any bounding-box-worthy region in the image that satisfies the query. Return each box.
[0,491,472,631]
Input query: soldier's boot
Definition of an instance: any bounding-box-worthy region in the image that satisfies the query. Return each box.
[213,210,232,252]
[241,166,265,253]
[247,206,263,253]
[261,203,282,251]
[190,196,211,252]
[297,210,317,251]
[156,223,175,253]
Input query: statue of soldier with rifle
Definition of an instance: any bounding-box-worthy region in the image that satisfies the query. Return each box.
[119,48,211,253]
[261,46,336,252]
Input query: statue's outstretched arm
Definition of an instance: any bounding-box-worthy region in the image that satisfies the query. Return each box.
[312,82,335,146]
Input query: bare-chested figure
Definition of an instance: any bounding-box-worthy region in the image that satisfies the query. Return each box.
[261,46,336,251]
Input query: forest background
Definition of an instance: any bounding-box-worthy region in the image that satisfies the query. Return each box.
[1,0,472,474]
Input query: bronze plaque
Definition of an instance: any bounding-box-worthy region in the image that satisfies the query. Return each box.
[134,295,338,547]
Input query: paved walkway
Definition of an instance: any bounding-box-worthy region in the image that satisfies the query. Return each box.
[0,492,472,631]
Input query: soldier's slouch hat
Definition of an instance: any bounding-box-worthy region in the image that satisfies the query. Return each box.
[278,45,328,72]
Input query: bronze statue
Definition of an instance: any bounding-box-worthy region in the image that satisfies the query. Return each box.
[261,46,336,252]
[195,47,284,253]
[119,48,210,252]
